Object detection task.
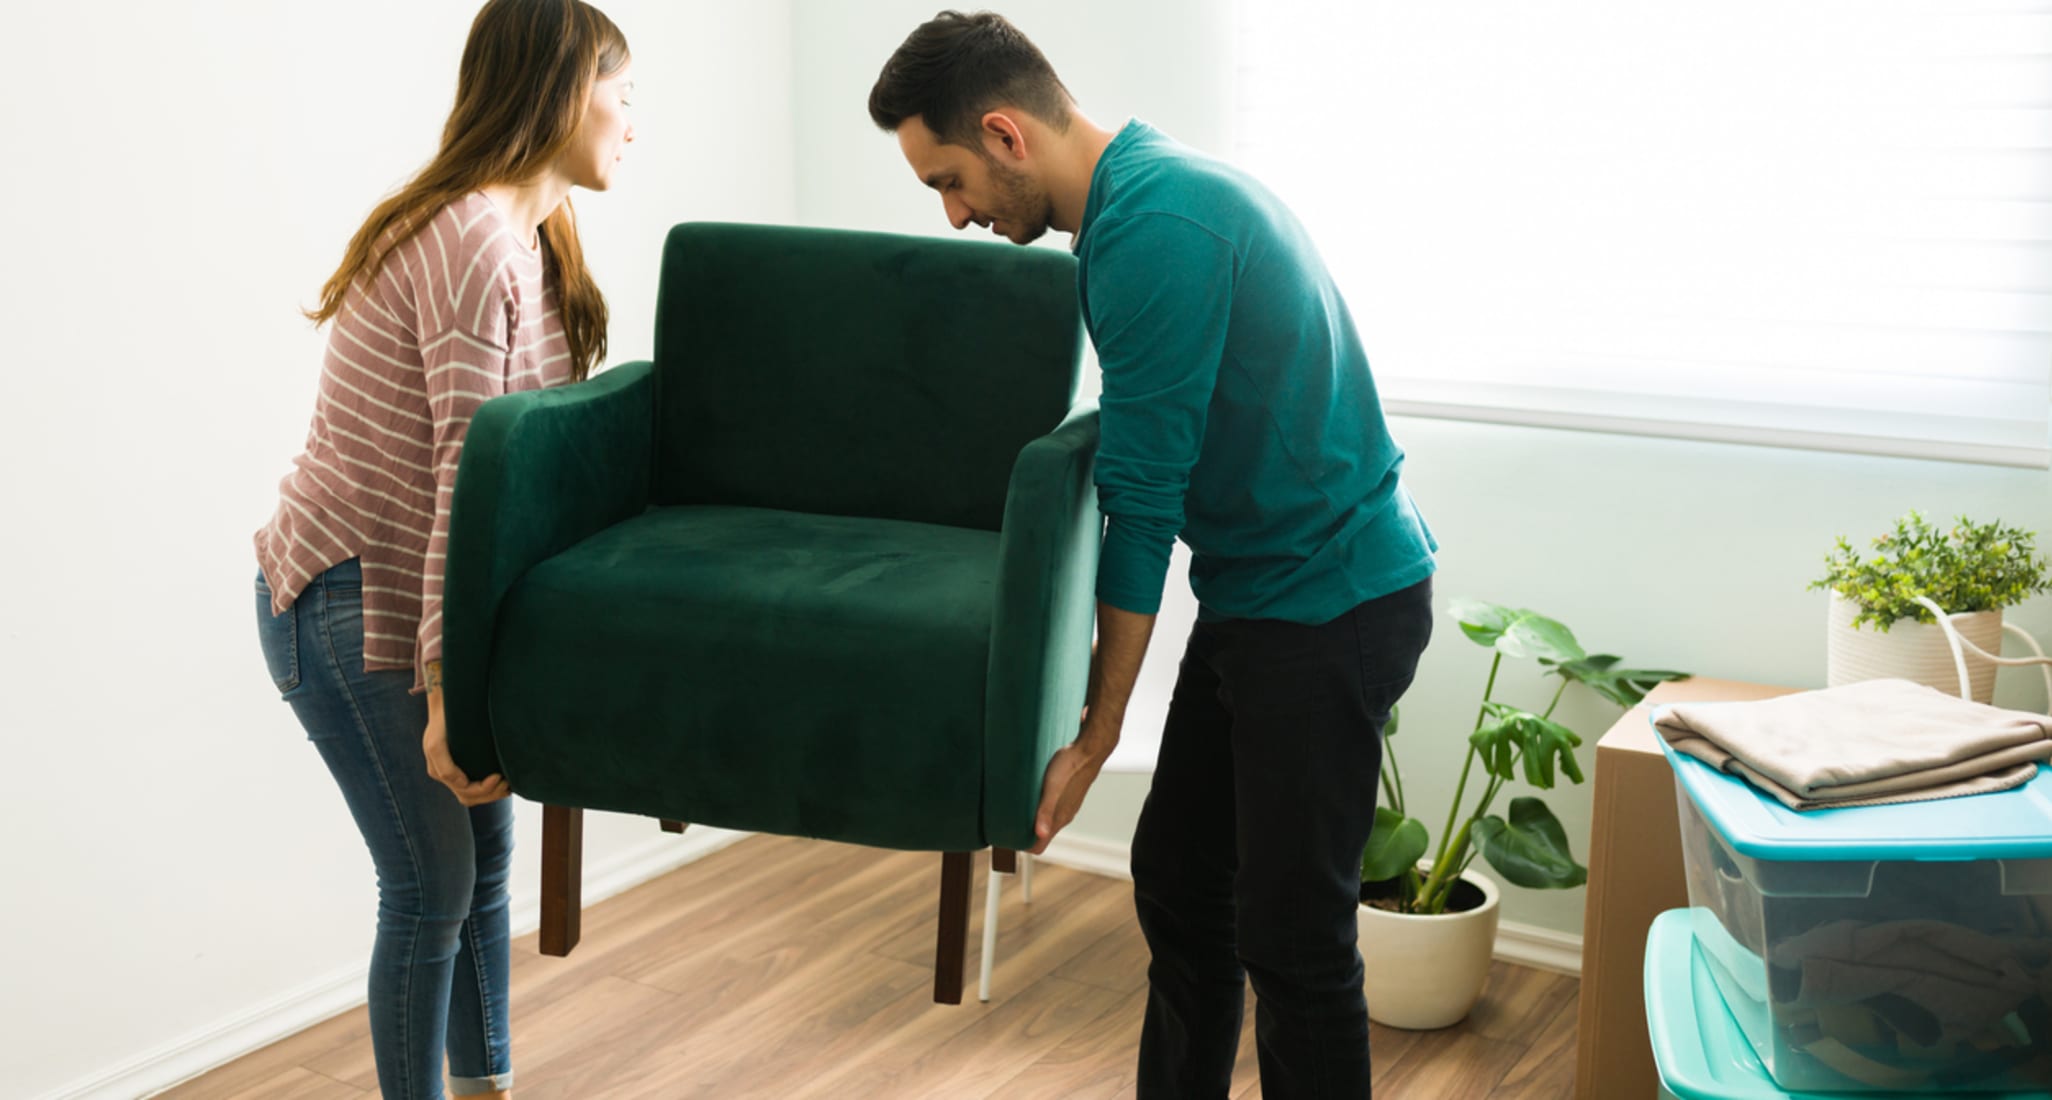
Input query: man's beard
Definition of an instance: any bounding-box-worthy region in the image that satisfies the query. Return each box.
[989,159,1053,245]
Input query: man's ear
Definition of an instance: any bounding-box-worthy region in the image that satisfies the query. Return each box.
[980,110,1030,162]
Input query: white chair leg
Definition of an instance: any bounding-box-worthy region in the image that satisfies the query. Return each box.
[1021,851,1034,904]
[978,857,1005,1002]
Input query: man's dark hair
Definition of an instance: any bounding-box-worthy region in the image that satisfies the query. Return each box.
[868,11,1075,148]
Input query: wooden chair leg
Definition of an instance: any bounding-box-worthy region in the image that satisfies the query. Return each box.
[540,804,584,957]
[933,851,973,1004]
[659,819,688,834]
[991,847,1018,874]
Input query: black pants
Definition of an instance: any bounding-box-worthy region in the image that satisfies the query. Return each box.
[1132,576,1434,1100]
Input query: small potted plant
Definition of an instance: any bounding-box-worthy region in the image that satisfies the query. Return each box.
[1809,511,2048,703]
[1359,600,1687,1030]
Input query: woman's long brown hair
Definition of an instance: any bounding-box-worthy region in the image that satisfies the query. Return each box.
[306,0,628,381]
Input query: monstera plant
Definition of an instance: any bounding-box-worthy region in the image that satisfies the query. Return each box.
[1366,600,1689,915]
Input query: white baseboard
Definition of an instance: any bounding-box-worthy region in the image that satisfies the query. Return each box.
[63,963,373,1100]
[1035,831,1134,880]
[1038,833,1583,978]
[54,826,749,1100]
[1492,919,1584,976]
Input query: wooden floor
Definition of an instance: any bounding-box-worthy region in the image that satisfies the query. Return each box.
[163,834,1579,1099]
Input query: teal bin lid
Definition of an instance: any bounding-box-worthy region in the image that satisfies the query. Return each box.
[1645,908,2051,1100]
[1645,908,1798,1100]
[1651,707,2052,862]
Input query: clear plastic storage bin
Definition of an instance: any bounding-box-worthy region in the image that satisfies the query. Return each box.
[1645,908,2052,1100]
[1658,712,2052,1093]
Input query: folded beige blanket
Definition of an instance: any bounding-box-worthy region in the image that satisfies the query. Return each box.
[1655,678,2052,811]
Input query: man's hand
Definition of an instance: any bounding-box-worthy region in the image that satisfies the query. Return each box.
[1032,719,1116,856]
[422,687,510,806]
[1031,602,1155,854]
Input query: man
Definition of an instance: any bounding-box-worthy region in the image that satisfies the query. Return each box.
[870,12,1437,1098]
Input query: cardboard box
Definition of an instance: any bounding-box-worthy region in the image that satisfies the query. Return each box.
[1574,677,1799,1100]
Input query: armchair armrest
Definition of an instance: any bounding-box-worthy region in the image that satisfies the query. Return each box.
[443,360,656,780]
[984,405,1103,850]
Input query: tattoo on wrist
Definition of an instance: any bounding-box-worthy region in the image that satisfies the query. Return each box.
[425,661,444,692]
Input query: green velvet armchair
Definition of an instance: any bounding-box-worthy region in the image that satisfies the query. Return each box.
[441,222,1102,1004]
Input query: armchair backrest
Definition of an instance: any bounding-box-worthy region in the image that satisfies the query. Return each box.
[650,222,1084,531]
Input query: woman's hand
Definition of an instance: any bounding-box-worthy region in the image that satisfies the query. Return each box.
[422,669,510,805]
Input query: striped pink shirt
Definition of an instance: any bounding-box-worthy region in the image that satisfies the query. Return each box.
[255,192,574,692]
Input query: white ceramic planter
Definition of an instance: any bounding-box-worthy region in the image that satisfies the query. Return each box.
[1357,865,1501,1030]
[1825,592,2001,703]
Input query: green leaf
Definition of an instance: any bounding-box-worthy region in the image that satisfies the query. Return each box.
[1448,599,1586,663]
[1470,712,1519,780]
[1361,807,1430,883]
[1473,798,1588,890]
[1545,654,1691,708]
[1384,704,1401,739]
[1471,706,1586,788]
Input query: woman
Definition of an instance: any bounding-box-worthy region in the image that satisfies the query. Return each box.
[252,2,633,1096]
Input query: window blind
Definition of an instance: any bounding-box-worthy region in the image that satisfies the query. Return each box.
[1233,0,2052,466]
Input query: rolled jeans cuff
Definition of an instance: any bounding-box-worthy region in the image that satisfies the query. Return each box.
[449,1070,515,1095]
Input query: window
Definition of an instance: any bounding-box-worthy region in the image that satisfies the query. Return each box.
[1235,0,2052,466]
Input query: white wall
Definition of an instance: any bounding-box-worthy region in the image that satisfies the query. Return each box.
[788,0,2052,946]
[0,2,793,1096]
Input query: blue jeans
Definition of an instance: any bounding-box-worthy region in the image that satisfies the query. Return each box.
[255,559,516,1098]
[1132,576,1435,1099]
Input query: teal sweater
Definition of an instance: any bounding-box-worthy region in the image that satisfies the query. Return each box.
[1077,121,1437,621]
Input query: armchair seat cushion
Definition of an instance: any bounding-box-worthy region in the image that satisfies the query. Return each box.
[488,504,1000,850]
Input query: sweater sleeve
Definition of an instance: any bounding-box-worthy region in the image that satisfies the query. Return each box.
[1085,214,1237,615]
[416,296,515,685]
